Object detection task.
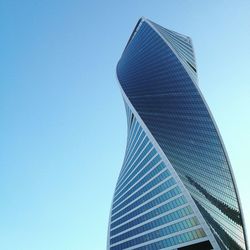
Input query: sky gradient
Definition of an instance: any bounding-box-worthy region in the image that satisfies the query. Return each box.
[1,1,250,249]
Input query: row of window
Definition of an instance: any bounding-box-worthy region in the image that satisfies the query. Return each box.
[114,154,162,207]
[113,174,174,216]
[123,128,143,165]
[110,206,194,245]
[116,119,140,179]
[111,195,187,234]
[133,228,206,250]
[111,216,199,248]
[113,149,158,205]
[117,121,141,180]
[111,187,182,234]
[112,177,176,218]
[117,136,150,188]
[113,167,170,212]
[122,131,146,173]
[114,142,153,196]
[122,125,144,171]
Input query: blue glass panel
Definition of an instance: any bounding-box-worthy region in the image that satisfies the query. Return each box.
[115,19,247,249]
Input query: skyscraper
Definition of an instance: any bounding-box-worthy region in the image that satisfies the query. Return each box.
[107,17,248,250]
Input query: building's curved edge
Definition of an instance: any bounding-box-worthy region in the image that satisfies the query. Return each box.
[107,200,112,250]
[117,84,220,250]
[106,97,132,250]
[143,17,248,249]
[124,17,145,51]
[144,18,198,86]
[192,63,249,250]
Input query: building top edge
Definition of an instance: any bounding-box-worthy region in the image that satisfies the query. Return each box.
[125,17,191,50]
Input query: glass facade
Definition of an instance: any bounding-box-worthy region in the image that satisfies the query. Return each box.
[108,18,248,250]
[108,102,208,249]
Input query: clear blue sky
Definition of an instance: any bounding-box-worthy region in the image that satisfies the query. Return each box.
[1,1,250,249]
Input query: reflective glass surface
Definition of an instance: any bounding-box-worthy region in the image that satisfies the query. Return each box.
[115,18,247,250]
[108,103,208,249]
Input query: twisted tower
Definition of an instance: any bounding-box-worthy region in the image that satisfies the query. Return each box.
[107,18,248,250]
